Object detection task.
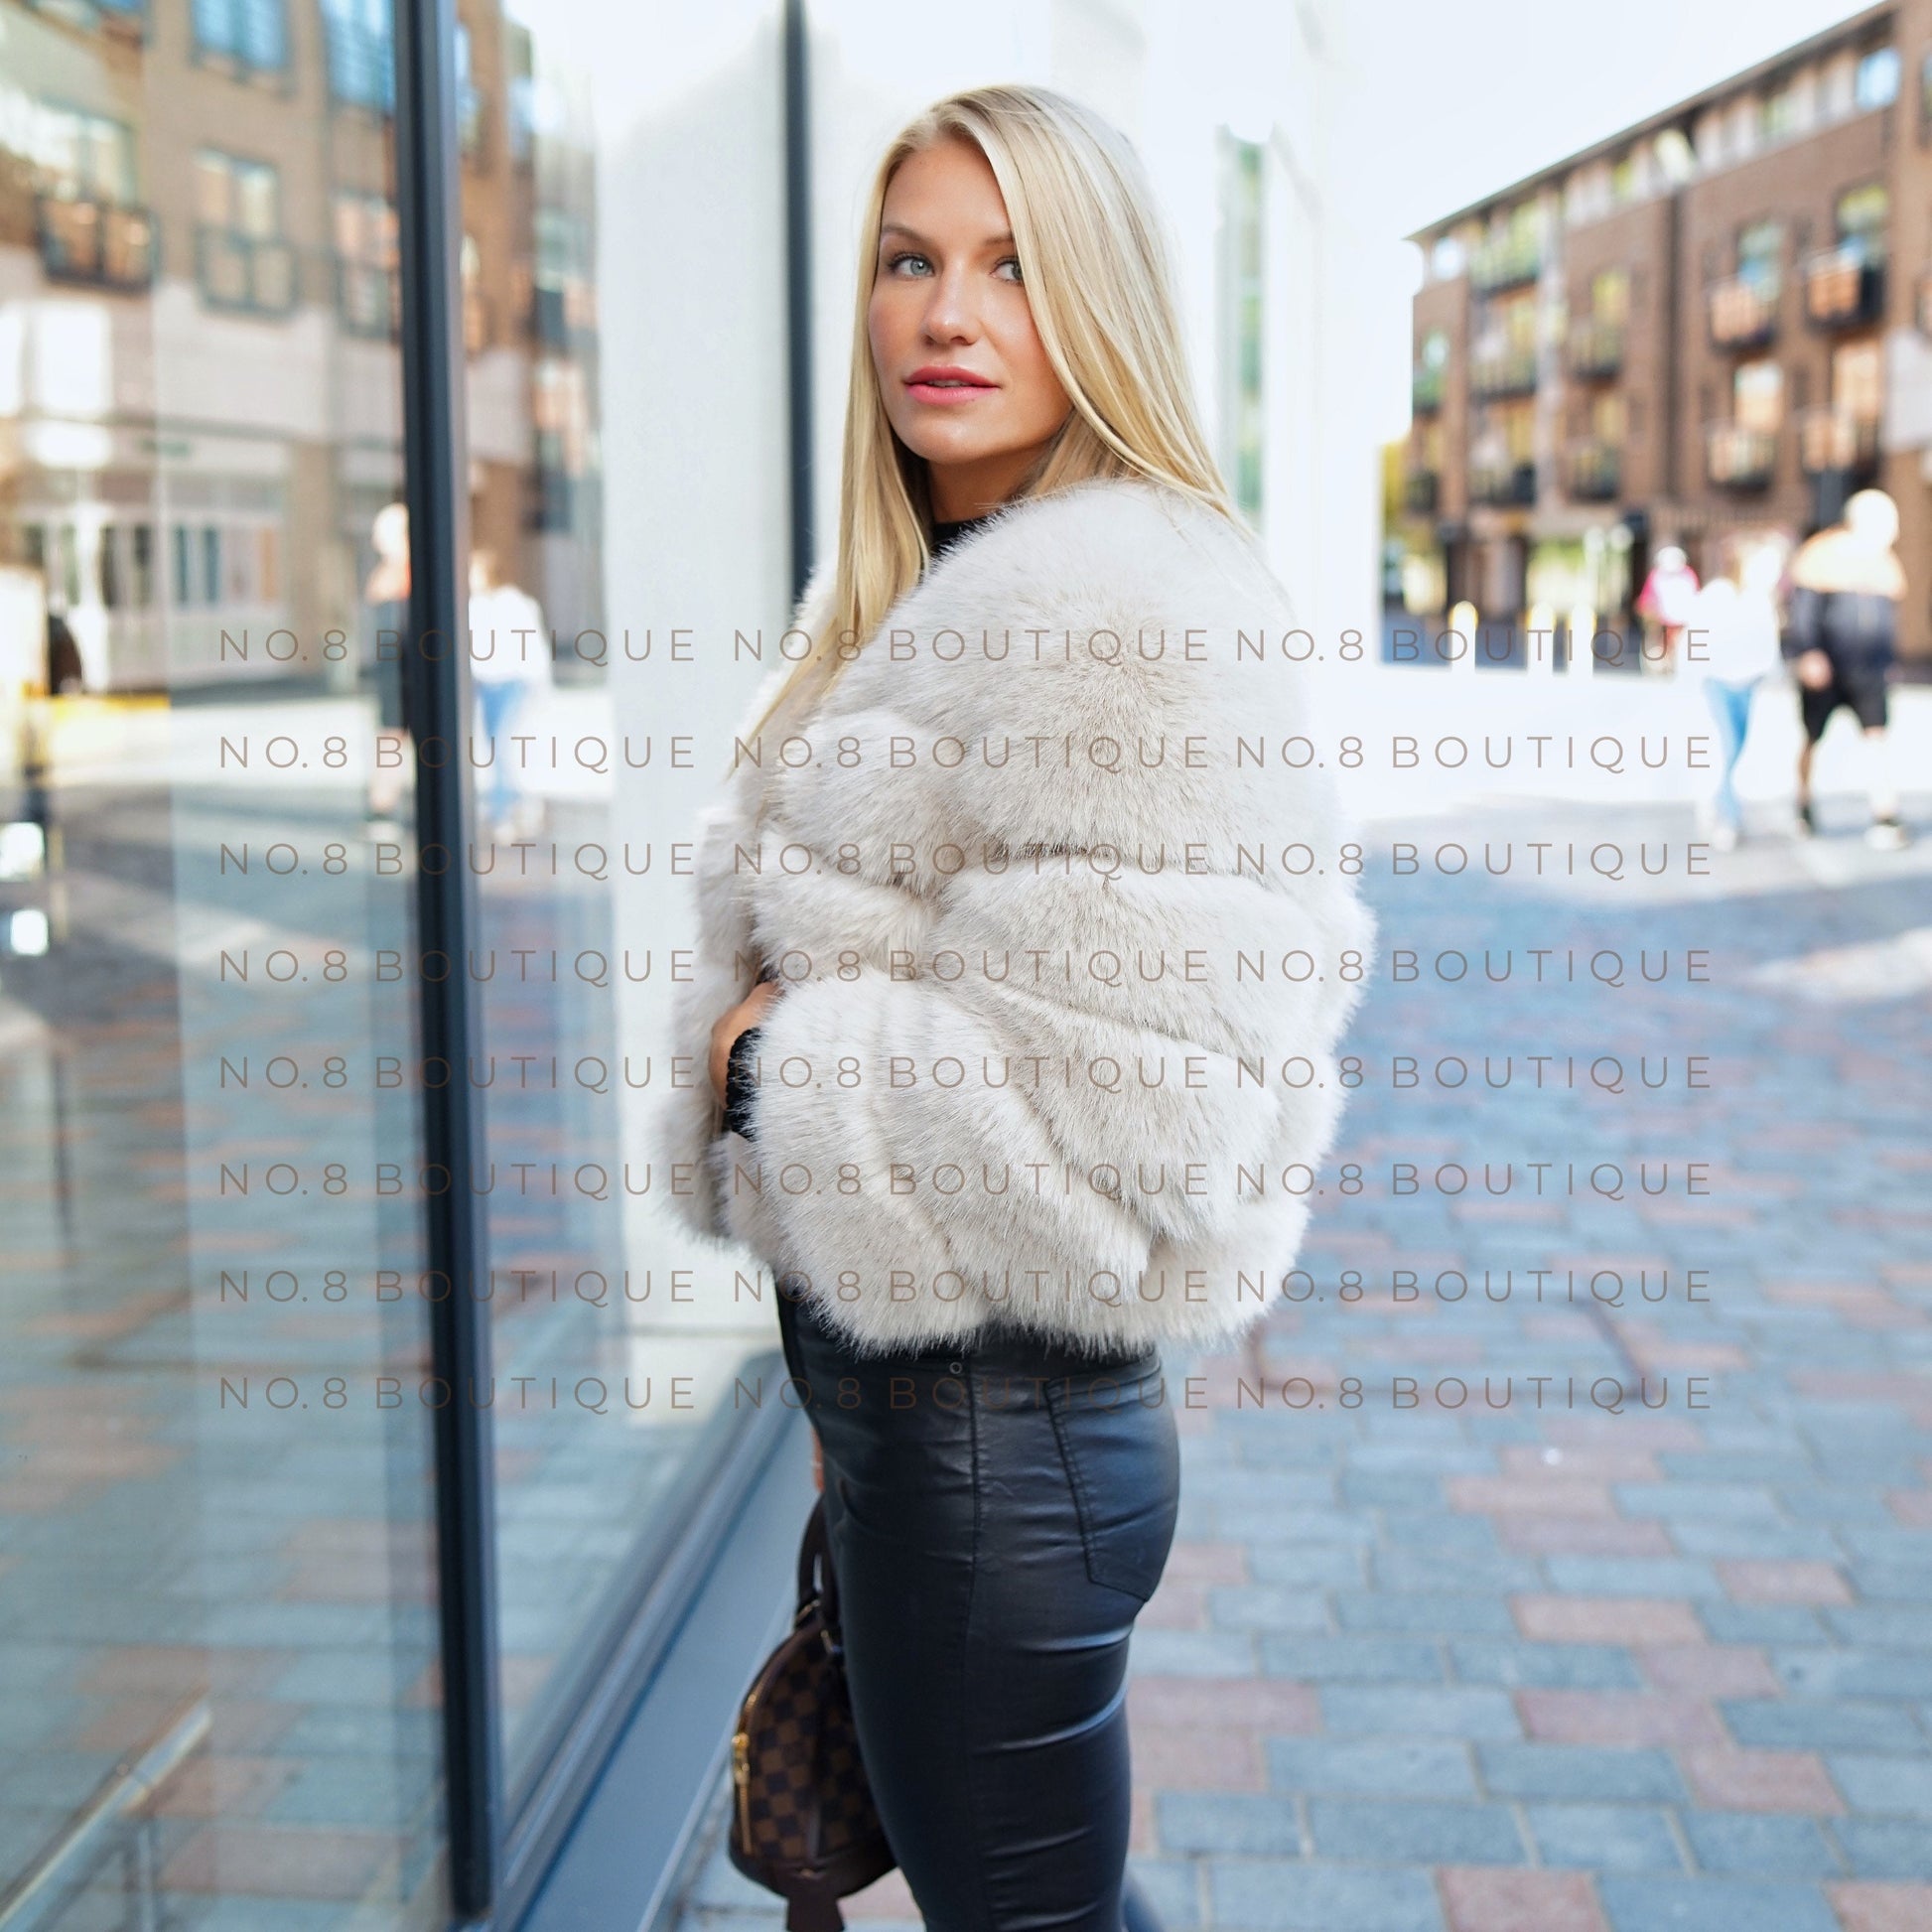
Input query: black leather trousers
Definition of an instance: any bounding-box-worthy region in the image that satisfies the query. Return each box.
[775,1281,1181,1932]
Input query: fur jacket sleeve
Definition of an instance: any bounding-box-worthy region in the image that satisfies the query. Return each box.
[652,475,1376,1358]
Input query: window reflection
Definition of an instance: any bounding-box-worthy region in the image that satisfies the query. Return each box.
[0,0,441,1920]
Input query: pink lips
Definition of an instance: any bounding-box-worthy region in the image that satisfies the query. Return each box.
[906,365,996,405]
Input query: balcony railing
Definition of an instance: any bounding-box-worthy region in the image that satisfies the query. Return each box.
[1565,439,1621,501]
[37,195,156,290]
[1469,459,1536,506]
[1804,245,1885,331]
[1470,235,1541,293]
[1412,364,1444,413]
[1706,423,1777,491]
[1568,317,1624,380]
[1469,345,1538,399]
[197,227,299,314]
[1798,408,1880,478]
[1404,470,1440,515]
[336,258,400,338]
[1708,274,1779,350]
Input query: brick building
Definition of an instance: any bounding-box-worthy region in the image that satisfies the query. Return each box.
[1402,2,1932,669]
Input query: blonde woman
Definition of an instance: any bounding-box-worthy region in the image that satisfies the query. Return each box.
[658,85,1374,1931]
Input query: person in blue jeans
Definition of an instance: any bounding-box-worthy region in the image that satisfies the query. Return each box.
[1684,542,1783,850]
[468,547,552,833]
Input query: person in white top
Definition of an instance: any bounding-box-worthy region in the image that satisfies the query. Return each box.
[467,547,552,833]
[1683,542,1782,849]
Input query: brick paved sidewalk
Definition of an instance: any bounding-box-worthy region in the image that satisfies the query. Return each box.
[672,800,1932,1932]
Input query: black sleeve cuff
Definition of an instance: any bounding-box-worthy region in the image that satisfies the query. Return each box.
[723,1025,761,1141]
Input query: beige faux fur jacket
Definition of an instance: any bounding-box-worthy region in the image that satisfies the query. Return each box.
[653,475,1375,1358]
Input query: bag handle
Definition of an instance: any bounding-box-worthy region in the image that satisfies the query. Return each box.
[793,1495,845,1658]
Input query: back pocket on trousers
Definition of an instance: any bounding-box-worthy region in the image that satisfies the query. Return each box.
[1044,1373,1180,1604]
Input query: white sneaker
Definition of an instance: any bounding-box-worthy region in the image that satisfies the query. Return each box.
[1712,823,1739,852]
[1865,816,1909,851]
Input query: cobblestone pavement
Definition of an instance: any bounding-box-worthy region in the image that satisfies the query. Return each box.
[672,795,1932,1932]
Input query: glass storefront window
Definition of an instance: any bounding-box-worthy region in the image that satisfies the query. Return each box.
[449,0,793,1801]
[0,1,447,1921]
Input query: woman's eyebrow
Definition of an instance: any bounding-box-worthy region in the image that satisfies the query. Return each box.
[880,222,1016,248]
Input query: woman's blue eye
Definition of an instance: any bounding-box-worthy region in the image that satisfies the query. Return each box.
[883,251,1024,284]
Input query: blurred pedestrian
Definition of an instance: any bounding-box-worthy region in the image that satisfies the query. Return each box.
[468,547,552,837]
[1635,543,1701,674]
[1783,488,1909,848]
[361,501,411,835]
[46,612,83,695]
[1685,542,1782,850]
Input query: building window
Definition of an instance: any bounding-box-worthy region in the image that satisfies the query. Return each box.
[335,190,399,335]
[1836,182,1889,259]
[1470,202,1541,291]
[532,206,591,344]
[322,0,394,111]
[1500,399,1535,463]
[1763,78,1798,141]
[195,149,297,311]
[1734,358,1783,432]
[1737,217,1782,286]
[34,102,138,202]
[1430,234,1464,281]
[192,0,288,72]
[1832,339,1882,419]
[455,21,484,157]
[30,103,153,287]
[1653,127,1696,184]
[1415,327,1449,410]
[130,523,154,606]
[1856,46,1900,111]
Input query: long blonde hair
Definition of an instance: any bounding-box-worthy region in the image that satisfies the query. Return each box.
[746,83,1241,748]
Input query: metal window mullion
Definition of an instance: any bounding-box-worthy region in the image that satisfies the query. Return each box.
[392,0,503,1918]
[783,0,814,599]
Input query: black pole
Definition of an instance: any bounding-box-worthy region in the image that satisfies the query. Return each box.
[392,0,502,1916]
[782,0,815,598]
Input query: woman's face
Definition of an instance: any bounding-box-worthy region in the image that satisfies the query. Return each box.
[869,136,1072,522]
